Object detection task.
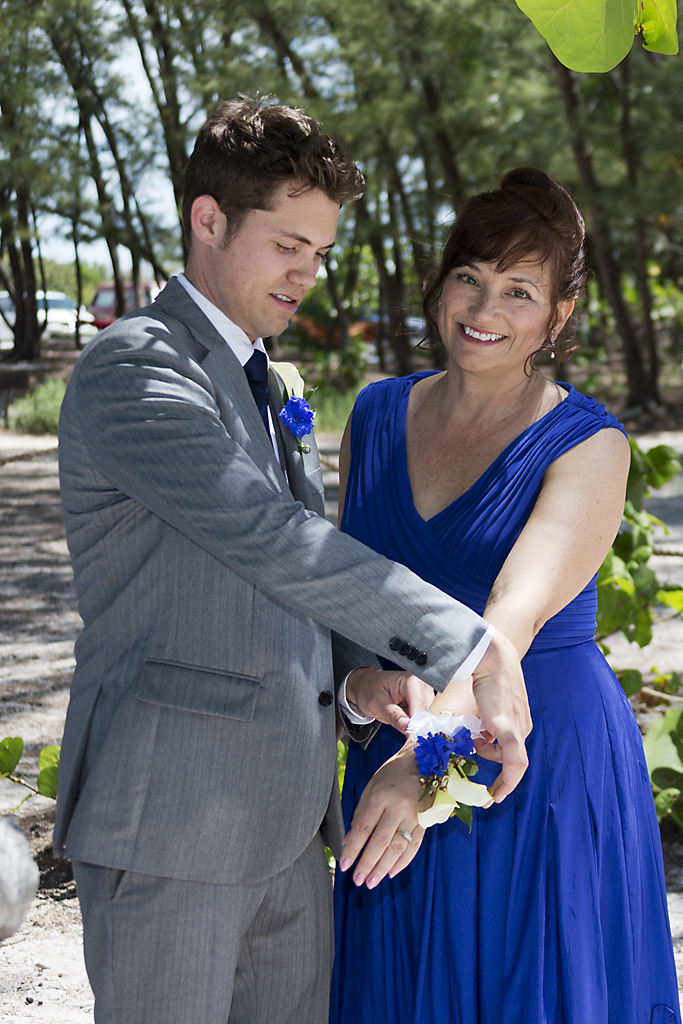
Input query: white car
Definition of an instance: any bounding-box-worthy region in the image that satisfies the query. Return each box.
[0,291,97,348]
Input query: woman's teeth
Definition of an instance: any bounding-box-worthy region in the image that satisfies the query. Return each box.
[462,324,506,342]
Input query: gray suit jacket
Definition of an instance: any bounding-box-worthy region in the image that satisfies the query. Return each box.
[55,278,488,886]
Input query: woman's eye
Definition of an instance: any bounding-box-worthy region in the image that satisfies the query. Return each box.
[277,243,296,254]
[511,288,530,300]
[457,273,478,286]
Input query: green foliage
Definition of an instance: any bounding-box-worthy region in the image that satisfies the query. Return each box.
[0,737,24,777]
[37,744,61,799]
[310,336,369,393]
[644,708,683,829]
[337,739,348,791]
[615,667,645,697]
[41,259,109,306]
[0,737,60,806]
[7,378,66,435]
[516,0,678,72]
[310,383,365,435]
[596,440,682,649]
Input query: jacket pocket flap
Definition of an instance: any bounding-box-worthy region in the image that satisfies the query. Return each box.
[136,659,262,721]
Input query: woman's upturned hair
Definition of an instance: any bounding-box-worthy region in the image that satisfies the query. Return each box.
[423,167,587,362]
[182,96,365,253]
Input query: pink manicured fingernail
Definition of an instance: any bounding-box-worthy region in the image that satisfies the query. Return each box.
[339,857,351,871]
[366,876,379,889]
[353,872,366,886]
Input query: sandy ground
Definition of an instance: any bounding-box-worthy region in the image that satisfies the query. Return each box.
[2,426,683,1019]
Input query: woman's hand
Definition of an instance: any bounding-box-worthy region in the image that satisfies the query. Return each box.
[339,738,425,887]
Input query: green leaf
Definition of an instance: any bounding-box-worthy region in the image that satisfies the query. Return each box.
[654,787,681,820]
[515,0,637,73]
[453,802,473,831]
[652,767,683,790]
[36,765,58,799]
[670,729,683,764]
[658,589,683,613]
[643,707,683,780]
[38,745,60,771]
[617,668,643,697]
[637,0,679,53]
[632,608,653,648]
[0,737,23,777]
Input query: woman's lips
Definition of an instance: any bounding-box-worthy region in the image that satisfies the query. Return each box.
[460,322,507,344]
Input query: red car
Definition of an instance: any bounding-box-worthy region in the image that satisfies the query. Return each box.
[87,282,160,330]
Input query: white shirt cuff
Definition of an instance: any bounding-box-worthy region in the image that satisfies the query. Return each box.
[338,672,375,726]
[450,624,495,682]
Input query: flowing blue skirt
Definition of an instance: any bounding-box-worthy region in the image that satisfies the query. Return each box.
[331,642,680,1024]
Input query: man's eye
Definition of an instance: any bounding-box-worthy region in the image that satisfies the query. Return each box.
[277,243,296,254]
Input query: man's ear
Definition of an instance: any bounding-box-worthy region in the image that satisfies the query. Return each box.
[190,195,225,248]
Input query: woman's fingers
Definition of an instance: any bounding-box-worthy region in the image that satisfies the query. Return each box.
[388,824,425,879]
[338,743,422,881]
[348,812,420,888]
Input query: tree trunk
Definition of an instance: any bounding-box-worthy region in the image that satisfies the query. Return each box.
[618,58,659,401]
[553,54,652,408]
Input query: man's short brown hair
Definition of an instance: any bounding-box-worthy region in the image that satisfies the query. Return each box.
[182,96,365,253]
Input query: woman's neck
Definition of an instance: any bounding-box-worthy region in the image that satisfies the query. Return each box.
[426,363,555,434]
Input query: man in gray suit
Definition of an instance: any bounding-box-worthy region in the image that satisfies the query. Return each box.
[55,98,530,1024]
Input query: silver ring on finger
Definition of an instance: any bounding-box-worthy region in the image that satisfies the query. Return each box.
[396,828,414,843]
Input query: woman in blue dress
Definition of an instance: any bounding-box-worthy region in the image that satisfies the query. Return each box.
[331,168,680,1023]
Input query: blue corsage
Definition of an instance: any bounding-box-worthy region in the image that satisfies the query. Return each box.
[407,711,492,830]
[279,396,315,455]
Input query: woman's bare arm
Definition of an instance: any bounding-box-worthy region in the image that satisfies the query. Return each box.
[482,426,630,656]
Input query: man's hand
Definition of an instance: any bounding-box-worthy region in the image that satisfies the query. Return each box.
[470,628,531,802]
[338,739,425,887]
[345,667,435,734]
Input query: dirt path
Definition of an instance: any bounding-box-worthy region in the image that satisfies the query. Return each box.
[2,427,683,1019]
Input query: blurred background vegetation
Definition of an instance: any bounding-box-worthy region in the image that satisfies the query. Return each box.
[0,0,682,422]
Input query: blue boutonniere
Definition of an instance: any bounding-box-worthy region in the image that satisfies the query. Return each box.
[279,395,315,455]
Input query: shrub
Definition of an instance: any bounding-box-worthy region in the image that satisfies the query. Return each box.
[7,378,66,435]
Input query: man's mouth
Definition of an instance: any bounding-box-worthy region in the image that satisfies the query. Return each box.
[461,323,507,343]
[272,293,298,307]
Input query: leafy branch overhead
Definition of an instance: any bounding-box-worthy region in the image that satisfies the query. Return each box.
[516,0,678,72]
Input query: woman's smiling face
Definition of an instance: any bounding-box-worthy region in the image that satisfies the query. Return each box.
[438,256,573,375]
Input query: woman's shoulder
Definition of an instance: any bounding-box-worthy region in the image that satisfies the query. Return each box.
[560,383,628,437]
[353,372,437,413]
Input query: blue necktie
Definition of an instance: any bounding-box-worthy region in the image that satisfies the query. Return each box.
[243,349,270,435]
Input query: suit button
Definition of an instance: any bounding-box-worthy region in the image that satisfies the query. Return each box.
[399,643,411,657]
[318,690,334,707]
[389,637,402,652]
[407,647,418,661]
[416,653,428,667]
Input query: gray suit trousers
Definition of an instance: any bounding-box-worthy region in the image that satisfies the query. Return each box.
[73,833,333,1024]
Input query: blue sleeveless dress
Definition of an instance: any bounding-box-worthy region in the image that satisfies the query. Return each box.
[331,375,680,1024]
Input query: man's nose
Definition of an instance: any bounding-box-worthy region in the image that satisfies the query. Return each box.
[288,257,319,292]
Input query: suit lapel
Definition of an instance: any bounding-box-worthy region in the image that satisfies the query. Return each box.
[156,280,288,494]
